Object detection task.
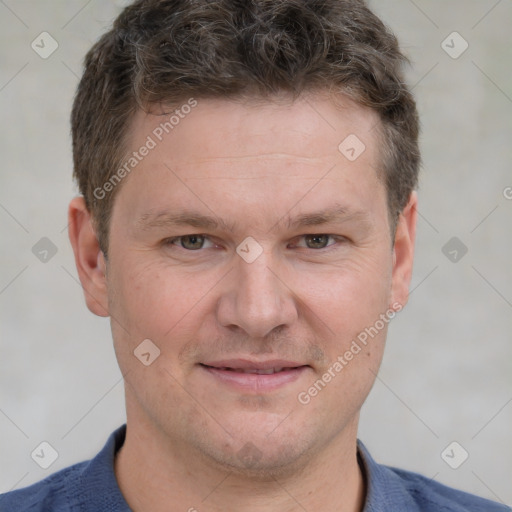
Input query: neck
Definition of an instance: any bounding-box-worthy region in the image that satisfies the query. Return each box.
[114,416,366,512]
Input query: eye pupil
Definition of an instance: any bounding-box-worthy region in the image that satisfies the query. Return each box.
[306,234,329,249]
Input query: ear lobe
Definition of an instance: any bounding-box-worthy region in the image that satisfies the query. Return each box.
[68,196,109,317]
[390,192,418,309]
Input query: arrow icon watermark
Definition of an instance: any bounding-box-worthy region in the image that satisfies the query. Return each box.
[31,441,59,469]
[236,236,263,263]
[134,339,161,366]
[338,134,366,161]
[32,237,58,263]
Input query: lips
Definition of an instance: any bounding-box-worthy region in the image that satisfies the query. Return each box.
[199,359,309,392]
[201,359,306,372]
[203,365,295,375]
[203,364,300,375]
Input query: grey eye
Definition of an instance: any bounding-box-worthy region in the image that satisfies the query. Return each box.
[304,234,331,249]
[179,234,206,250]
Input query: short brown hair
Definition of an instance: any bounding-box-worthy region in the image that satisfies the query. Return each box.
[71,0,420,256]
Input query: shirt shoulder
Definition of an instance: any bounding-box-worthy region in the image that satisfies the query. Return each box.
[0,463,85,512]
[357,440,510,512]
[0,426,130,512]
[388,465,510,512]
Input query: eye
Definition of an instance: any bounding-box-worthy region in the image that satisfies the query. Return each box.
[167,234,215,251]
[165,233,343,252]
[295,234,339,250]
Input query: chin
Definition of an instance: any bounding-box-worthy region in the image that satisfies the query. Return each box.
[191,416,319,479]
[205,438,310,480]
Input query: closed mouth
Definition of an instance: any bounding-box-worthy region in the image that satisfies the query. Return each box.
[200,364,304,375]
[199,360,310,392]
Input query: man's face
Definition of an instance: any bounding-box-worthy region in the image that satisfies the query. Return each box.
[90,94,415,475]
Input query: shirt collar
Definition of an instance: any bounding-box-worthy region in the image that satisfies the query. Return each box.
[357,439,422,511]
[69,424,131,510]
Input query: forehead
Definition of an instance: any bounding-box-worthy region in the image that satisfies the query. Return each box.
[130,93,380,165]
[113,93,386,233]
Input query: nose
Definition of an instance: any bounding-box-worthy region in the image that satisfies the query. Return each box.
[216,249,298,339]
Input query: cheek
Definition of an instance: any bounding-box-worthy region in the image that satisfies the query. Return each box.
[109,266,168,334]
[293,250,393,333]
[107,258,224,350]
[295,261,393,424]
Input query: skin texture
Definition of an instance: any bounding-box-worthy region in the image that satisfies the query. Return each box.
[68,93,417,512]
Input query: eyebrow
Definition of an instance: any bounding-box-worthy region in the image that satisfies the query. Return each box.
[284,206,370,230]
[136,210,236,232]
[135,204,370,233]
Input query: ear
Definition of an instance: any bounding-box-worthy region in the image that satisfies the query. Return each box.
[68,196,109,317]
[390,191,417,309]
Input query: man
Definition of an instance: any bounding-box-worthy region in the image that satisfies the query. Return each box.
[1,0,508,510]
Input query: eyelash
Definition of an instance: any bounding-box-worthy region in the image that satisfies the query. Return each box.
[164,234,346,252]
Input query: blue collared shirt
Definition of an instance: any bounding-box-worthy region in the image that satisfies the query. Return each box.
[1,425,509,511]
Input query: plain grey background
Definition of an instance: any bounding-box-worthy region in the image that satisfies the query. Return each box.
[1,0,511,506]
